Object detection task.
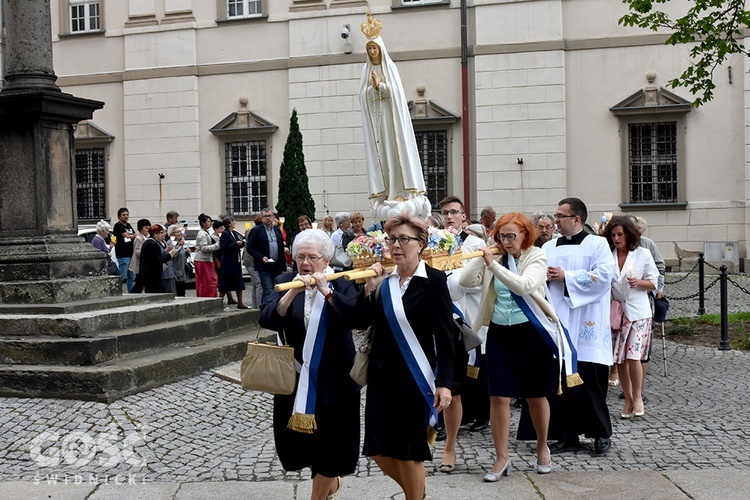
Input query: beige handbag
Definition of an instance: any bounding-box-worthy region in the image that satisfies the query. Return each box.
[240,326,296,395]
[349,326,372,386]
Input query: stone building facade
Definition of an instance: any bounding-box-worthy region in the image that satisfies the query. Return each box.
[32,0,750,262]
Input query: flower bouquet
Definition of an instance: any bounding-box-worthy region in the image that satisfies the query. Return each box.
[422,226,463,271]
[345,230,392,269]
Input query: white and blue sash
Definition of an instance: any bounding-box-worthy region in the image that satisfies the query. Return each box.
[503,255,583,393]
[381,275,439,442]
[288,285,331,434]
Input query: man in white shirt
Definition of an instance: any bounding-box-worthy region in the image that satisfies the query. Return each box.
[524,198,616,456]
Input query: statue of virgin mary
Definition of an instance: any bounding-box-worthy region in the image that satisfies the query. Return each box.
[359,13,431,220]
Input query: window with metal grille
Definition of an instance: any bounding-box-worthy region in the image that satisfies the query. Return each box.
[415,130,449,207]
[225,140,267,216]
[75,148,106,220]
[228,0,262,18]
[70,0,100,33]
[628,122,678,203]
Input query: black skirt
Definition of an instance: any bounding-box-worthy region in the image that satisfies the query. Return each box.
[485,321,557,398]
[363,362,433,462]
[273,389,360,478]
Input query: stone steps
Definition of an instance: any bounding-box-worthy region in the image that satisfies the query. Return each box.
[0,307,254,366]
[0,296,223,338]
[0,327,254,402]
[0,292,263,401]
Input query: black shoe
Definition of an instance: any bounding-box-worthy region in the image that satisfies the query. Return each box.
[435,427,446,442]
[514,398,524,409]
[469,419,489,432]
[619,391,625,399]
[549,439,580,454]
[594,437,611,455]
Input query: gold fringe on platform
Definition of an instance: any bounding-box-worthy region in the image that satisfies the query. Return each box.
[466,365,480,379]
[566,372,584,388]
[288,413,317,434]
[427,426,438,446]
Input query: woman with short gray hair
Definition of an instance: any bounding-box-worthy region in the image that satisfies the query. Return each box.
[92,221,113,255]
[260,228,359,499]
[292,229,334,262]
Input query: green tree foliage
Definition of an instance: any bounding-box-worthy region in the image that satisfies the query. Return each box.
[276,108,315,239]
[620,0,750,106]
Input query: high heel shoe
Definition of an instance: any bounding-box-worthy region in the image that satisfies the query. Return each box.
[326,477,341,500]
[536,447,552,474]
[483,458,511,482]
[634,400,645,417]
[620,411,634,419]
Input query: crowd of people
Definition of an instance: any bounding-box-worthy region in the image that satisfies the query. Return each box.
[253,196,665,499]
[88,198,665,499]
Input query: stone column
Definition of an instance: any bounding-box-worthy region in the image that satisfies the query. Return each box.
[0,0,119,303]
[3,0,59,92]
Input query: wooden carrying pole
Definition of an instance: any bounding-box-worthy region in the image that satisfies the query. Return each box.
[273,247,500,292]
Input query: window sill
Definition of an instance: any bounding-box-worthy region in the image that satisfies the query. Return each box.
[59,30,105,38]
[216,15,268,24]
[392,0,450,10]
[619,202,688,211]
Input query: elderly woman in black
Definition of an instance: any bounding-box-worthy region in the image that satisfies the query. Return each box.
[259,229,359,500]
[358,215,455,500]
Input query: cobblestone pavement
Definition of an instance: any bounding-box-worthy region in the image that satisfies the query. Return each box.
[0,339,748,484]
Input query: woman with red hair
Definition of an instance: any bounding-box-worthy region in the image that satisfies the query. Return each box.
[460,212,567,481]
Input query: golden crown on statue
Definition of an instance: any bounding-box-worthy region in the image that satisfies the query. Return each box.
[360,12,382,40]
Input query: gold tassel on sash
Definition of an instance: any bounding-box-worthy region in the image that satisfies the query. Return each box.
[288,413,317,434]
[566,372,584,388]
[466,365,480,379]
[427,426,438,446]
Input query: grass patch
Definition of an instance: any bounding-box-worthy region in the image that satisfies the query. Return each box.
[668,313,750,349]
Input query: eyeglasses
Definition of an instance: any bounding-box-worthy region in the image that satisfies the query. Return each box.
[441,210,464,216]
[496,232,522,242]
[262,214,273,218]
[554,214,577,220]
[385,236,421,246]
[295,254,323,263]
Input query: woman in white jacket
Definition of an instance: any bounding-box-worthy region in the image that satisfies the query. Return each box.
[460,212,560,481]
[604,216,658,419]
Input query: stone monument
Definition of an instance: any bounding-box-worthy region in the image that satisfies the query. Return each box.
[0,0,116,304]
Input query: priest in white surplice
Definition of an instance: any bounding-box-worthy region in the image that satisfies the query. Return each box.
[517,198,616,456]
[359,12,431,221]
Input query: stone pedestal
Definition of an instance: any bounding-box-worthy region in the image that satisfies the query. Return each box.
[0,0,108,304]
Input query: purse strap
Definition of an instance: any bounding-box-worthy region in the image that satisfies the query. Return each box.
[254,324,288,346]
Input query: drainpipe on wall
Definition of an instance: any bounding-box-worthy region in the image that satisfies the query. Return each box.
[460,0,471,217]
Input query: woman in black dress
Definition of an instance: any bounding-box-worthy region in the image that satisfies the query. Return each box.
[460,212,559,480]
[139,224,177,293]
[219,216,248,308]
[357,215,455,500]
[259,229,358,500]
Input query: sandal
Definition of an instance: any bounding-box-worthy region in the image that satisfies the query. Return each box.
[608,379,620,387]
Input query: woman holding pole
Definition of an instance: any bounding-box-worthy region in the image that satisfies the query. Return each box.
[460,212,575,481]
[355,215,455,500]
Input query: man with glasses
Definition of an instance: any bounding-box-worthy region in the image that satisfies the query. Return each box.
[436,196,491,453]
[520,198,616,456]
[247,208,287,305]
[534,213,556,247]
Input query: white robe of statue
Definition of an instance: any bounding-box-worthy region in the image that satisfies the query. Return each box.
[359,36,430,220]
